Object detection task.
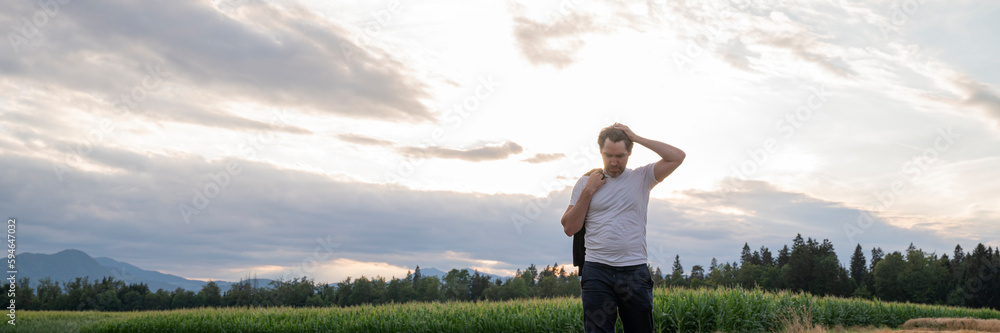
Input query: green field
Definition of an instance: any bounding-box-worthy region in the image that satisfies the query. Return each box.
[5,287,1000,333]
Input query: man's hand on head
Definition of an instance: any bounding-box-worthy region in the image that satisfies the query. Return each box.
[612,123,639,142]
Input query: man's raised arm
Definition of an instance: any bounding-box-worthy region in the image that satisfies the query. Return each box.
[613,123,685,182]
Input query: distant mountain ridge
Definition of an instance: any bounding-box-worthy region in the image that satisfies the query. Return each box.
[18,249,509,292]
[92,256,216,292]
[418,267,505,282]
[19,249,271,292]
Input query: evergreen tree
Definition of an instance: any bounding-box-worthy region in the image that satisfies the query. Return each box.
[951,244,965,276]
[761,246,774,267]
[784,234,812,292]
[752,250,762,266]
[850,244,868,285]
[804,239,844,296]
[671,255,686,287]
[412,265,422,287]
[740,243,753,267]
[963,244,996,308]
[819,239,835,254]
[671,255,684,278]
[777,245,791,268]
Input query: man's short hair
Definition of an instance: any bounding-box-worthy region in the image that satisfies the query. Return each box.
[598,126,633,153]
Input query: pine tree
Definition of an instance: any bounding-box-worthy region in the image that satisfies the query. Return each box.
[850,244,868,285]
[527,264,538,286]
[671,255,684,280]
[740,243,753,267]
[777,245,790,268]
[952,244,965,268]
[785,234,812,292]
[412,265,422,287]
[820,239,835,255]
[761,246,774,266]
[709,258,718,274]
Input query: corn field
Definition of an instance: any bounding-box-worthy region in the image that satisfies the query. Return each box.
[7,287,1000,333]
[653,287,1000,332]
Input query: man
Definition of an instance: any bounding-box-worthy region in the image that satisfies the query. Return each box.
[560,123,685,333]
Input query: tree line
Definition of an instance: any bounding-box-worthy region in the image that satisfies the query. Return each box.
[669,234,998,310]
[5,234,998,311]
[4,264,580,311]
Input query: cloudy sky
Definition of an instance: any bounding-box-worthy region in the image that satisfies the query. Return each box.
[3,0,999,284]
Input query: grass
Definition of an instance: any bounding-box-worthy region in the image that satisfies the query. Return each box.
[4,287,999,333]
[900,318,1000,332]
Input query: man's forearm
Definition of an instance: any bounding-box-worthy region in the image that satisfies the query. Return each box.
[634,136,685,162]
[561,191,594,236]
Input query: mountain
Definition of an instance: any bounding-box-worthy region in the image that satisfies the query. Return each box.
[93,256,210,292]
[17,249,272,292]
[419,267,507,282]
[19,249,115,287]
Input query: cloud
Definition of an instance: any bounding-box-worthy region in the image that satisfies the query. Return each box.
[645,1,858,78]
[399,141,524,162]
[718,38,760,72]
[335,134,529,162]
[336,133,396,147]
[522,153,566,163]
[756,33,857,78]
[508,3,601,68]
[0,0,434,132]
[951,75,1000,128]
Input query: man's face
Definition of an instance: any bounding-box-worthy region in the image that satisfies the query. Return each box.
[601,138,630,178]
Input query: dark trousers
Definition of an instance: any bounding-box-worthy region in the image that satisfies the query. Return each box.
[581,261,654,333]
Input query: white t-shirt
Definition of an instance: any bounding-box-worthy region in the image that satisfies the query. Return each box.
[570,163,660,267]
